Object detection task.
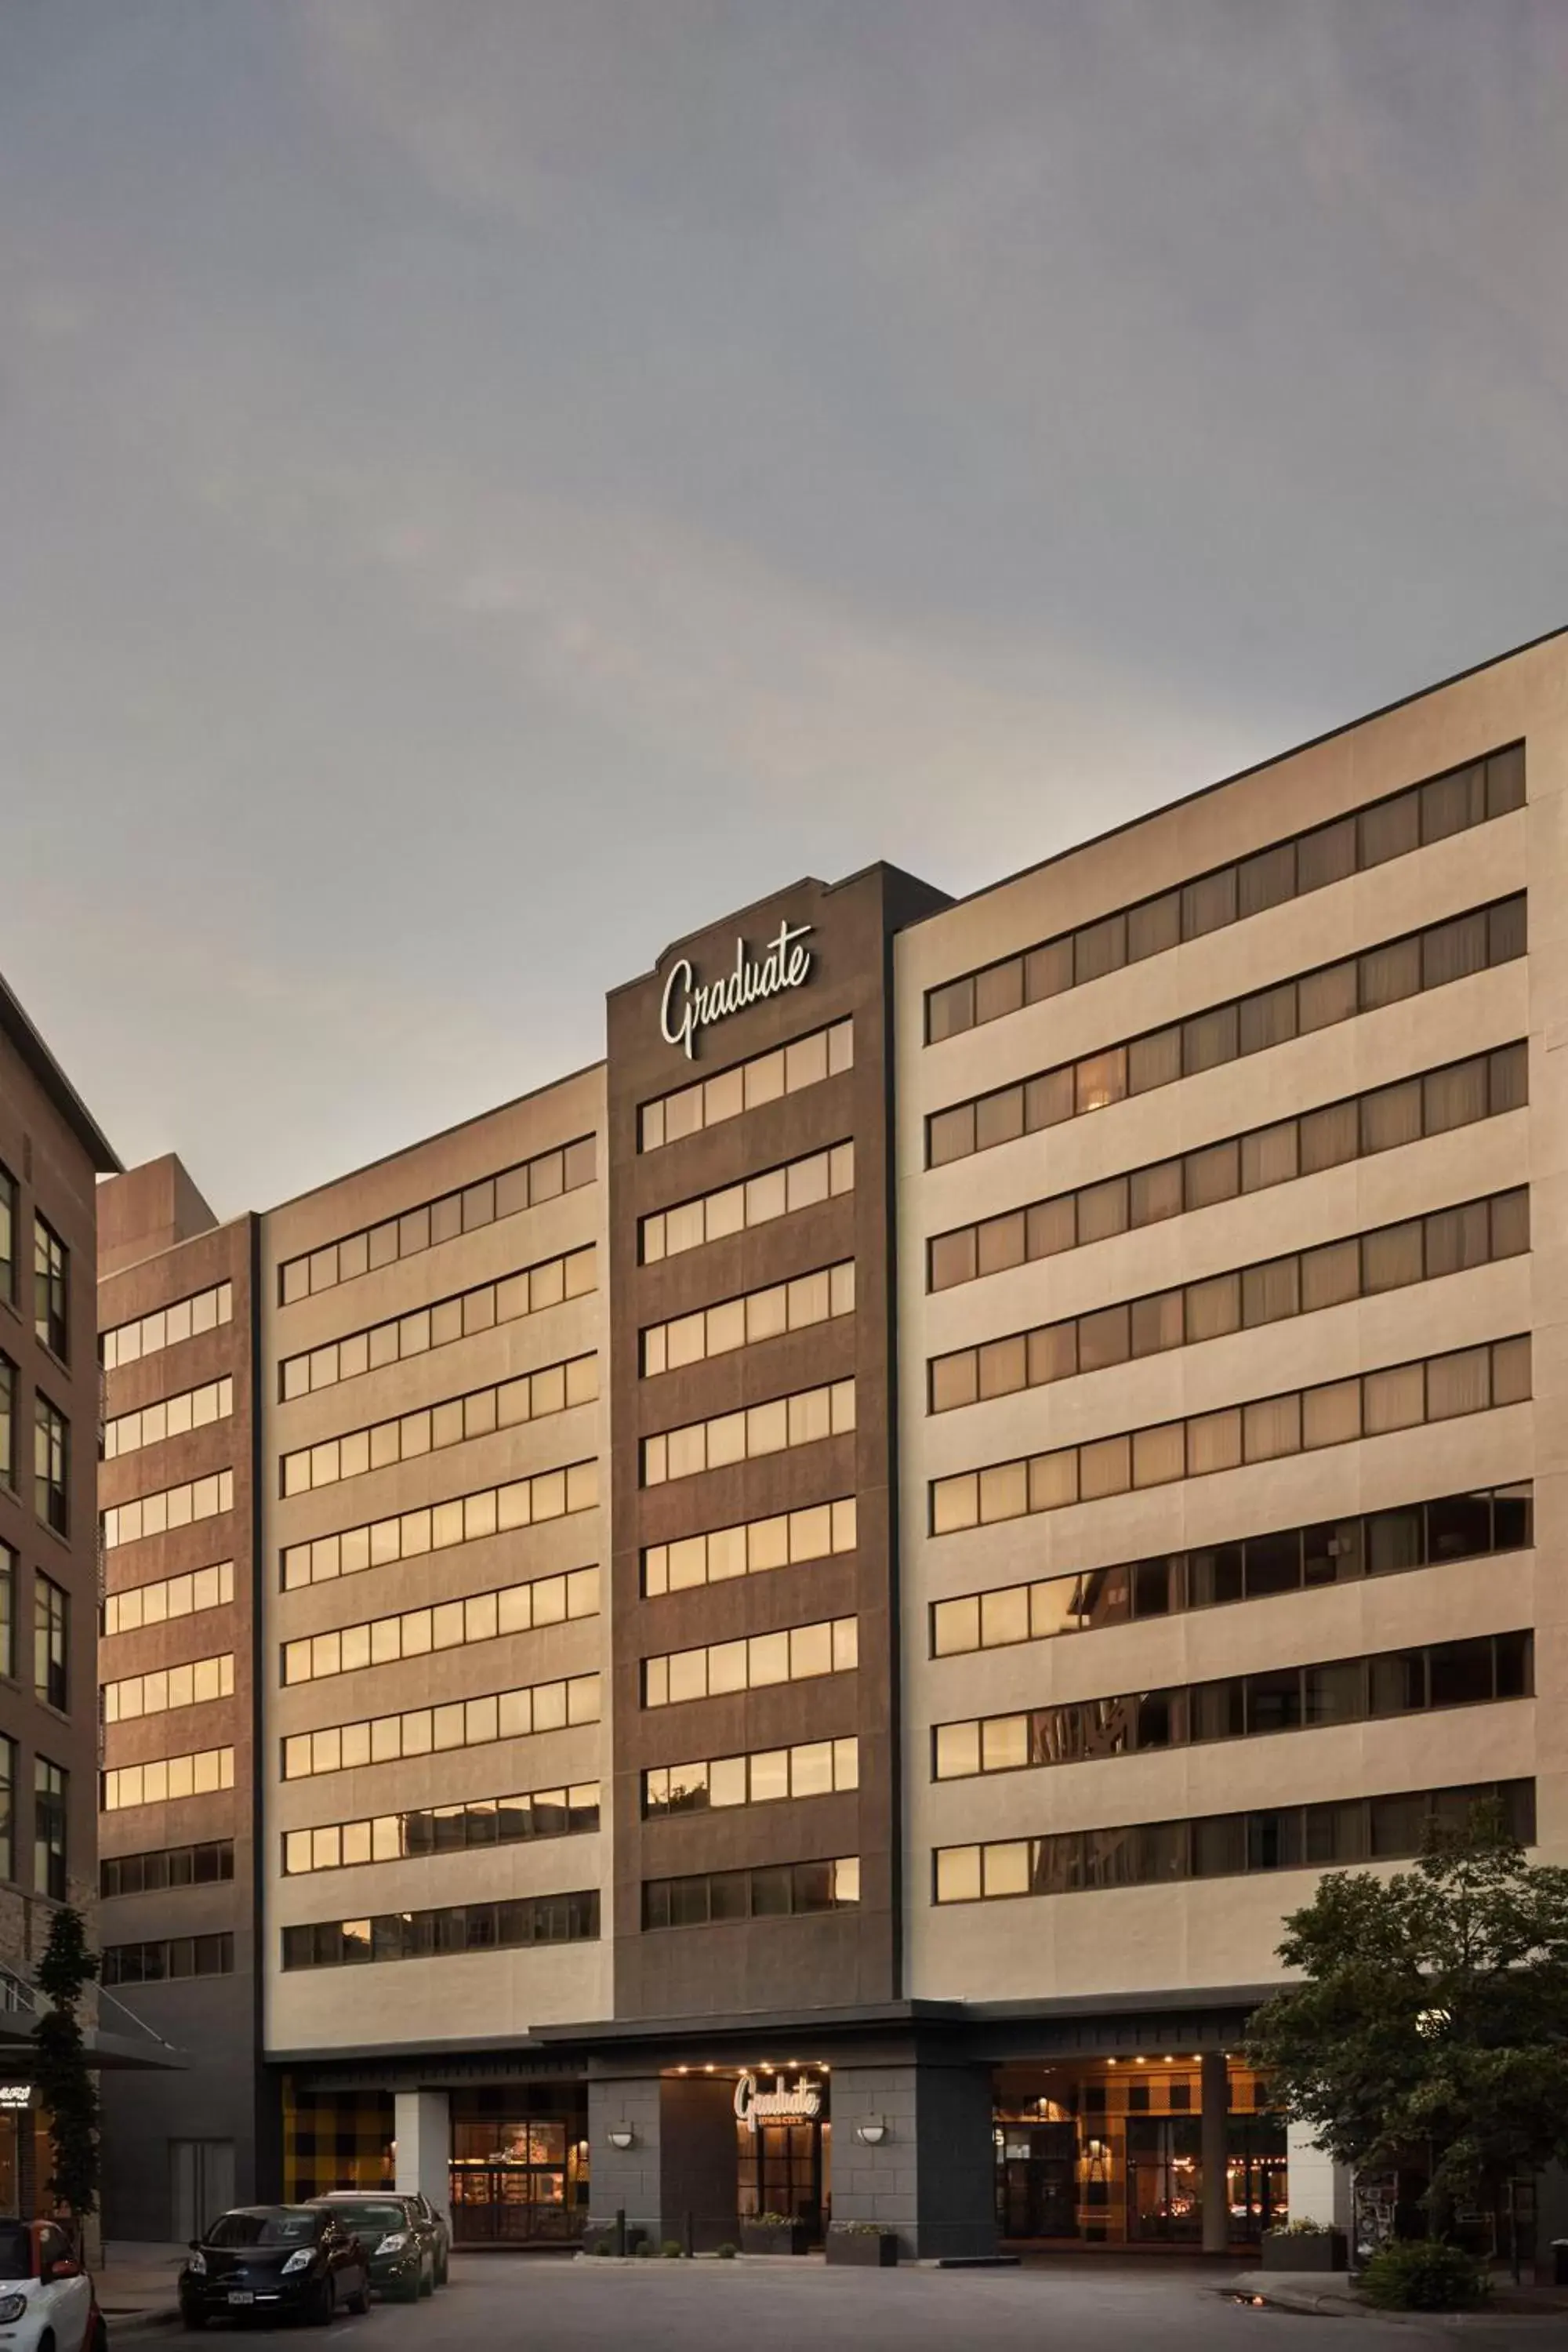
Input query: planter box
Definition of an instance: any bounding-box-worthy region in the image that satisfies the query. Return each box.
[826,2233,898,2268]
[741,2223,811,2256]
[1262,2230,1348,2273]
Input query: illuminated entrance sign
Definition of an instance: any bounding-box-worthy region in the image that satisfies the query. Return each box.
[659,922,814,1061]
[733,2072,823,2135]
[0,2087,30,2110]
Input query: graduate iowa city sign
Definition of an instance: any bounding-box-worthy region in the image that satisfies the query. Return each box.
[732,2072,823,2134]
[659,920,814,1059]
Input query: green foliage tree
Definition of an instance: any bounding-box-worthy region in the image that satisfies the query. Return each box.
[32,1907,100,2236]
[1248,1802,1568,2234]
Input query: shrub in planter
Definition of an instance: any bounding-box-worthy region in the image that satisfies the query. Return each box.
[1261,2220,1348,2273]
[826,2223,898,2268]
[716,2244,737,2260]
[741,2212,810,2255]
[1361,2241,1492,2311]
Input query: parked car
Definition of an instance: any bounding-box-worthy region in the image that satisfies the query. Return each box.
[179,2206,370,2329]
[310,2198,437,2303]
[399,2193,449,2288]
[0,2218,104,2352]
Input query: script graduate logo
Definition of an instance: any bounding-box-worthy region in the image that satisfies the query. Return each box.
[659,920,814,1059]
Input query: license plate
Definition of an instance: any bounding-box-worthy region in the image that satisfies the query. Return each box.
[227,2292,256,2305]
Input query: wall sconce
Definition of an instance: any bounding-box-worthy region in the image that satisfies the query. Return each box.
[854,2121,888,2147]
[606,2126,637,2151]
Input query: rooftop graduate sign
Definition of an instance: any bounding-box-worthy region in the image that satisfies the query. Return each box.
[659,920,813,1060]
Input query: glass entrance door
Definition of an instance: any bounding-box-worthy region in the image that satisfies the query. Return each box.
[738,2122,824,2237]
[1126,2118,1203,2242]
[996,2123,1078,2238]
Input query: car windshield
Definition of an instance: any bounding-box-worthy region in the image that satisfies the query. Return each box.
[207,2211,318,2249]
[324,2205,407,2234]
[0,2224,30,2281]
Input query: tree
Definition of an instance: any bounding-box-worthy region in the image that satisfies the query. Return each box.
[1247,1802,1568,2234]
[32,1907,100,2238]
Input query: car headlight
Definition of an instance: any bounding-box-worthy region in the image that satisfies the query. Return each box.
[281,2250,313,2275]
[0,2294,27,2322]
[375,2234,410,2256]
[186,2253,207,2278]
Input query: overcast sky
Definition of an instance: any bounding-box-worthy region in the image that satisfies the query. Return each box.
[2,2,1564,1215]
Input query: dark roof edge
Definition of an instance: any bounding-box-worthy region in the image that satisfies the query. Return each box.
[0,971,120,1172]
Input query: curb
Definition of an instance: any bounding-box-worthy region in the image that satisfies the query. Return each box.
[102,2307,183,2334]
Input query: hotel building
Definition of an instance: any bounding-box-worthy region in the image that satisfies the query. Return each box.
[98,630,1568,2257]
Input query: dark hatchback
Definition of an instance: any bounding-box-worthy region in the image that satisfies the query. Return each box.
[309,2198,435,2302]
[179,2206,370,2328]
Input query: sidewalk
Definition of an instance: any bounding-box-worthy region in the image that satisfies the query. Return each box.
[1229,2267,1568,2323]
[96,2243,186,2333]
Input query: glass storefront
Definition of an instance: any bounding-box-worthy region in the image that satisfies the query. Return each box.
[994,2060,1286,2247]
[448,2088,589,2245]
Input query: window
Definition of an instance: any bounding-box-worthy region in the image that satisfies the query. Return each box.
[0,1369,10,1490]
[102,1468,234,1551]
[101,1282,234,1373]
[643,1858,859,1929]
[642,1381,855,1486]
[34,1760,66,1901]
[934,1779,1536,1904]
[279,1457,598,1591]
[0,1167,13,1304]
[643,1617,857,1708]
[101,1653,234,1722]
[102,1934,234,1985]
[279,1247,596,1400]
[644,1739,858,1816]
[281,1892,600,1969]
[102,1560,234,1637]
[641,1142,854,1266]
[928,1337,1532,1534]
[32,1219,67,1360]
[103,1377,234,1461]
[102,1749,234,1811]
[640,1021,852,1153]
[280,1355,597,1497]
[644,1263,853,1376]
[644,1497,856,1596]
[927,1042,1527,1294]
[279,1136,596,1305]
[924,743,1526,1045]
[280,1674,601,1782]
[281,1786,599,1876]
[34,1575,67,1711]
[100,1841,235,1897]
[281,1567,599,1686]
[926,895,1526,1169]
[33,1399,67,1535]
[928,1189,1526,1412]
[0,1738,13,1882]
[0,1545,11,1680]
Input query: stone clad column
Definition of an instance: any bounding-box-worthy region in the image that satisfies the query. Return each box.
[1200,2053,1229,2255]
[1287,2119,1346,2228]
[831,2056,996,2259]
[394,2092,451,2227]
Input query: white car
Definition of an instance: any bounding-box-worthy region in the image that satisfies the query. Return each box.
[0,2220,103,2352]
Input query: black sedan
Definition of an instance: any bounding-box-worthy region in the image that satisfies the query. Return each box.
[180,2206,370,2328]
[309,2198,435,2302]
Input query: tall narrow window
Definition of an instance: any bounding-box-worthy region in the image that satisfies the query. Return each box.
[0,1544,13,1680]
[0,1168,14,1305]
[34,1575,67,1711]
[34,1759,66,1900]
[0,1359,13,1490]
[0,1738,13,1882]
[32,1219,67,1361]
[34,1399,67,1536]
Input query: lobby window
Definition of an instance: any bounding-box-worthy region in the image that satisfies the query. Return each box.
[282,1784,600,1875]
[102,1652,234,1722]
[0,1166,13,1304]
[102,1748,234,1812]
[0,1544,12,1679]
[281,1672,602,1782]
[929,1189,1528,1413]
[930,1336,1531,1535]
[281,1567,599,1686]
[102,1468,234,1551]
[280,1458,598,1591]
[281,1891,600,1970]
[33,1399,67,1536]
[34,1575,67,1711]
[645,1737,858,1817]
[643,1617,857,1709]
[927,895,1526,1170]
[644,1497,856,1596]
[101,1280,233,1372]
[34,1759,66,1900]
[280,1354,598,1498]
[640,1019,853,1153]
[102,1934,233,1986]
[925,743,1526,1045]
[101,1840,235,1897]
[644,1262,854,1377]
[643,1380,855,1486]
[641,1142,855,1266]
[644,1857,860,1929]
[32,1218,67,1361]
[103,1376,234,1461]
[929,1041,1527,1294]
[279,1246,596,1402]
[0,1738,13,1882]
[103,1559,234,1637]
